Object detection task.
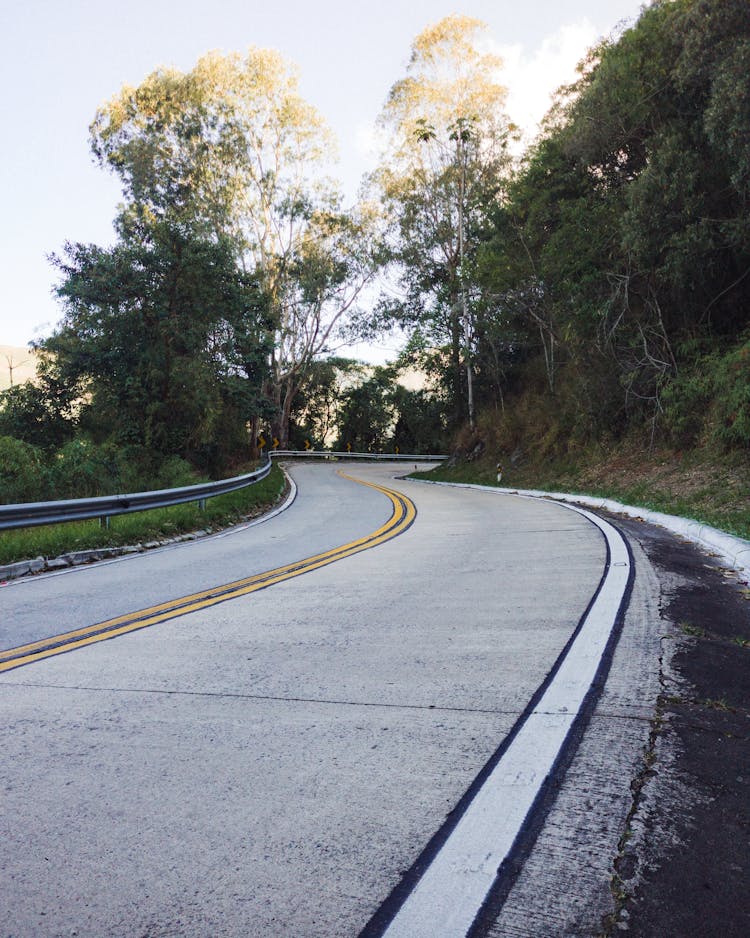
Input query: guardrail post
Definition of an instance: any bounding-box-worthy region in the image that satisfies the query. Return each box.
[198,498,207,511]
[99,515,110,529]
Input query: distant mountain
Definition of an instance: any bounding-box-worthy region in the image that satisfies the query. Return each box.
[0,345,38,391]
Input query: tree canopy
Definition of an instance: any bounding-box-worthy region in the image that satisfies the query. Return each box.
[90,49,382,447]
[4,1,750,486]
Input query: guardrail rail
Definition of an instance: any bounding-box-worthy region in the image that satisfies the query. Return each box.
[273,450,446,461]
[0,451,446,531]
[0,456,273,531]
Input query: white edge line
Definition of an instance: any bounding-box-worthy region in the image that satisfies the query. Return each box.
[212,468,297,539]
[382,487,630,938]
[2,468,298,587]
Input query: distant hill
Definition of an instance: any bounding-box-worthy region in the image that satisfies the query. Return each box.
[0,346,39,391]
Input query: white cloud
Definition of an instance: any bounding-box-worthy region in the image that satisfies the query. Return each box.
[354,120,388,161]
[489,20,599,148]
[352,20,601,174]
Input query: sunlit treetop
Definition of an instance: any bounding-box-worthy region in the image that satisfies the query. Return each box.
[382,14,510,159]
[90,46,338,241]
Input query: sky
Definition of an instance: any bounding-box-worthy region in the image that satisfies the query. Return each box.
[0,0,647,361]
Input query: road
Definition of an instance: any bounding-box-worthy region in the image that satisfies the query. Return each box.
[0,461,665,937]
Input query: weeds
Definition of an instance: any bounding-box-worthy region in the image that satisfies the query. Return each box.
[701,698,734,713]
[680,622,706,638]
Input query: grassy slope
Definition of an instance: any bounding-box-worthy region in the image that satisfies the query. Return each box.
[0,462,286,566]
[414,446,750,541]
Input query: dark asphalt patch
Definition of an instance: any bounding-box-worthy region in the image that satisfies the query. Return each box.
[602,515,750,937]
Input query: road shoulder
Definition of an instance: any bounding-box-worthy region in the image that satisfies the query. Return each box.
[601,516,750,937]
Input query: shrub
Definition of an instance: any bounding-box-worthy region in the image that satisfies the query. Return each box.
[713,339,750,448]
[46,439,121,499]
[0,436,46,503]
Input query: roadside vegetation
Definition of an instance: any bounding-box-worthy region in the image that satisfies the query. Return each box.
[0,461,285,567]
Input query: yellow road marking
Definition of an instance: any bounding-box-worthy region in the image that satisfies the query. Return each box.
[0,473,416,674]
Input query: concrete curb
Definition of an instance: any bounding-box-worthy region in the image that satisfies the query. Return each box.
[410,479,750,583]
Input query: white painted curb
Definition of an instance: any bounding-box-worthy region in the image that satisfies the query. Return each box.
[413,479,750,584]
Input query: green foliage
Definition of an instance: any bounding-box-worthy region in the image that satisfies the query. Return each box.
[19,0,749,480]
[0,436,46,503]
[334,369,395,451]
[90,48,377,447]
[289,358,362,447]
[0,435,205,506]
[46,221,272,470]
[662,363,716,446]
[660,337,750,449]
[0,354,80,448]
[461,0,750,453]
[328,365,448,453]
[712,340,750,447]
[45,439,119,499]
[391,386,447,453]
[369,15,514,428]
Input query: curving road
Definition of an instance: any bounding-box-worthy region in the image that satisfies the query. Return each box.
[0,462,663,937]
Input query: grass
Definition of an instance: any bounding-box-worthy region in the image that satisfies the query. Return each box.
[0,462,286,567]
[412,445,750,541]
[680,623,706,638]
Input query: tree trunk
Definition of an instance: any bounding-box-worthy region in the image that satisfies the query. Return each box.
[451,309,463,426]
[268,376,298,449]
[249,413,260,460]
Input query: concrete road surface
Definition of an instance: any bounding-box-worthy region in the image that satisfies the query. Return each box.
[0,462,664,937]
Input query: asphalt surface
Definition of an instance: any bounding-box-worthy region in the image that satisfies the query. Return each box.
[597,515,750,937]
[0,461,747,936]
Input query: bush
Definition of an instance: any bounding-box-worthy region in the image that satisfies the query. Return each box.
[662,338,750,450]
[713,339,750,448]
[0,436,46,503]
[46,439,121,499]
[0,435,205,505]
[662,363,715,446]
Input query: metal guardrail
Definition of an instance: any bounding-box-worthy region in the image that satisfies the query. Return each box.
[0,450,446,532]
[273,450,447,462]
[0,456,273,531]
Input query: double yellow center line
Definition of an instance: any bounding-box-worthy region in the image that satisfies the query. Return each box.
[0,472,416,674]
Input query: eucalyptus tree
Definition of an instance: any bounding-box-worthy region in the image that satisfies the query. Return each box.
[91,48,376,446]
[372,15,514,427]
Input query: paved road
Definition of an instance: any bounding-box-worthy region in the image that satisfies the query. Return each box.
[0,462,660,937]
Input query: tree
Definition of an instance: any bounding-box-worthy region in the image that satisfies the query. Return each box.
[91,49,377,446]
[333,368,395,452]
[470,0,750,451]
[46,221,266,468]
[0,354,79,450]
[371,15,514,428]
[391,384,448,453]
[289,357,361,447]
